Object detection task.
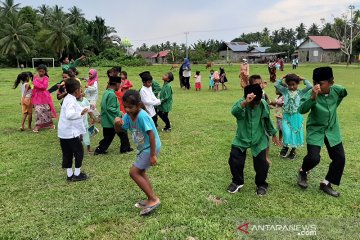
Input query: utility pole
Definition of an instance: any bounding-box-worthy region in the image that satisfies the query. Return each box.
[185,31,189,58]
[349,5,355,63]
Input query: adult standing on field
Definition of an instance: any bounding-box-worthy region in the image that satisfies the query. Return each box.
[182,58,191,90]
[239,59,250,88]
[179,63,184,88]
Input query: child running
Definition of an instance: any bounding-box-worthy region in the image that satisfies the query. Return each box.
[157,72,174,132]
[194,71,202,91]
[58,78,88,181]
[114,89,161,216]
[297,67,347,197]
[275,74,312,159]
[31,65,57,132]
[139,71,161,127]
[14,72,33,130]
[227,84,281,196]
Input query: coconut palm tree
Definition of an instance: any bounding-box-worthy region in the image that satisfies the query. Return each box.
[68,6,84,25]
[0,13,33,67]
[295,23,307,41]
[0,0,20,17]
[307,23,320,36]
[37,4,51,23]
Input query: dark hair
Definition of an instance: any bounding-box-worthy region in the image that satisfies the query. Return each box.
[60,56,69,62]
[68,66,79,76]
[167,72,174,82]
[37,64,47,72]
[285,74,300,84]
[123,89,141,105]
[196,71,200,75]
[244,84,262,103]
[249,74,262,85]
[13,72,29,89]
[121,71,127,78]
[65,78,80,94]
[210,69,214,73]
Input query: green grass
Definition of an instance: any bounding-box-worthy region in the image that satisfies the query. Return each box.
[0,63,359,240]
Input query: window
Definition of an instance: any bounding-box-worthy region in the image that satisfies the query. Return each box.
[313,50,318,57]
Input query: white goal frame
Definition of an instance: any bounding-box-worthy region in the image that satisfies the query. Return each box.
[32,58,55,69]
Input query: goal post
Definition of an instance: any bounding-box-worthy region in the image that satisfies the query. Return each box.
[32,58,55,69]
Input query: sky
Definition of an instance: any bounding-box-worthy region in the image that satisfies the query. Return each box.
[21,0,360,48]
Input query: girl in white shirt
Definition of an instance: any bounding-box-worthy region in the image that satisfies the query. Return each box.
[84,69,98,105]
[58,78,89,182]
[139,71,161,127]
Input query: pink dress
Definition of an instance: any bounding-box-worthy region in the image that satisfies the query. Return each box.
[31,75,57,128]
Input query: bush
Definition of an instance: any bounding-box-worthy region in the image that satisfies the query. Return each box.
[88,55,149,67]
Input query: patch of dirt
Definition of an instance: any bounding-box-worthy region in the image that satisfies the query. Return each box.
[207,195,227,205]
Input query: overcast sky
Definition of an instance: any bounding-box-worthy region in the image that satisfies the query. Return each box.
[21,0,360,48]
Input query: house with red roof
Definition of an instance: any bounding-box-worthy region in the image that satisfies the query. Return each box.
[297,36,342,63]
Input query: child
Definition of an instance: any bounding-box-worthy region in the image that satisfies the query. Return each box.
[116,71,134,114]
[57,71,70,104]
[269,90,284,142]
[84,69,99,105]
[194,71,202,91]
[275,74,312,159]
[157,72,174,132]
[94,76,132,155]
[219,67,228,90]
[14,72,33,130]
[227,84,281,196]
[139,71,161,127]
[249,75,270,104]
[213,71,220,91]
[31,65,57,132]
[58,78,88,181]
[77,92,97,153]
[297,67,347,197]
[209,70,214,90]
[114,89,161,216]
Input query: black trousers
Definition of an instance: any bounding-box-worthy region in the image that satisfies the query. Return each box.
[292,64,297,69]
[301,138,345,185]
[152,114,158,128]
[179,75,184,88]
[60,137,84,168]
[228,146,269,187]
[96,127,131,153]
[183,77,190,89]
[158,111,171,129]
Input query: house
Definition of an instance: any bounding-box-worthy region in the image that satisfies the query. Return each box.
[218,42,273,63]
[136,51,157,64]
[297,36,342,63]
[150,50,171,64]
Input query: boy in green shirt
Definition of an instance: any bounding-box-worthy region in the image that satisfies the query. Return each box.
[94,76,132,155]
[228,84,281,196]
[157,72,174,132]
[297,67,347,197]
[61,55,86,73]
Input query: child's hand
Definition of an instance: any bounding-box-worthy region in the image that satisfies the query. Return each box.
[311,84,321,99]
[90,118,95,125]
[299,76,305,81]
[114,117,123,133]
[81,108,89,115]
[150,155,157,166]
[272,136,282,146]
[85,85,88,88]
[246,93,256,103]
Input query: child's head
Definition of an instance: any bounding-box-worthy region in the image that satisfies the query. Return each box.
[313,67,334,94]
[68,67,78,77]
[62,71,70,81]
[249,74,262,85]
[244,84,263,107]
[120,71,127,80]
[61,56,70,64]
[162,72,174,82]
[210,69,214,74]
[108,76,121,91]
[36,64,47,77]
[89,69,97,79]
[122,89,142,116]
[284,74,301,91]
[139,71,153,88]
[13,72,29,89]
[196,71,200,75]
[65,78,81,98]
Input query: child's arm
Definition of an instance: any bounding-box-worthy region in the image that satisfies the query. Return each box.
[33,77,48,90]
[147,130,157,166]
[298,86,319,114]
[274,79,287,95]
[123,80,133,90]
[333,85,347,106]
[140,90,161,106]
[231,97,251,119]
[300,79,313,95]
[23,83,30,98]
[88,111,96,124]
[86,81,97,92]
[160,85,171,103]
[107,94,122,117]
[65,102,88,120]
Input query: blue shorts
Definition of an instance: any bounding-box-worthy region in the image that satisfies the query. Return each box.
[133,150,160,170]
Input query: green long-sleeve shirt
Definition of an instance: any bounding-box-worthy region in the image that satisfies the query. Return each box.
[157,82,173,112]
[298,85,347,147]
[62,59,80,73]
[100,89,122,128]
[152,80,162,97]
[231,98,277,157]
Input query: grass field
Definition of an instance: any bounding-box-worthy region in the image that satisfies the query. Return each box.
[0,63,359,239]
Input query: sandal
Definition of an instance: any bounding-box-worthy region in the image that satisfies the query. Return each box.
[20,127,24,131]
[32,129,39,133]
[140,202,161,216]
[134,200,147,208]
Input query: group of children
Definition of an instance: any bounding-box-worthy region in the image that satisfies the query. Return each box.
[228,66,347,198]
[208,67,228,91]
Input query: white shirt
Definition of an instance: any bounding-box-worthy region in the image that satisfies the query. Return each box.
[84,81,98,105]
[58,94,86,139]
[140,86,161,117]
[21,82,32,98]
[195,75,201,83]
[183,69,191,78]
